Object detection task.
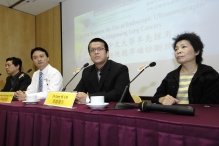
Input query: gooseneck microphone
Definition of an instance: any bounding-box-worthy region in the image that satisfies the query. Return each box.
[114,62,156,109]
[128,62,156,87]
[10,73,24,91]
[62,63,89,91]
[26,69,32,73]
[138,102,195,116]
[9,69,32,92]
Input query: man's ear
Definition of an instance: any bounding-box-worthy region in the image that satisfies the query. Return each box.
[15,65,20,70]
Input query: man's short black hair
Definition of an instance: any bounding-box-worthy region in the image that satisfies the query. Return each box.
[88,38,109,53]
[6,57,22,71]
[31,47,49,59]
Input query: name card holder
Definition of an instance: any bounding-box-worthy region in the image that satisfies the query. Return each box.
[44,92,76,108]
[0,92,14,103]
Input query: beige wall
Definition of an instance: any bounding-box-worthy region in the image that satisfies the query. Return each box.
[0,5,61,90]
[0,5,35,89]
[36,5,61,72]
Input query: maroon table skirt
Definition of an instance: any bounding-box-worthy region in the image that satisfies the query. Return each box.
[0,101,219,146]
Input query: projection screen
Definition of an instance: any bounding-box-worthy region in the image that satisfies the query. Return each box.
[62,0,219,96]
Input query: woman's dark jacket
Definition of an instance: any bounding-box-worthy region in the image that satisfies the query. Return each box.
[152,64,219,104]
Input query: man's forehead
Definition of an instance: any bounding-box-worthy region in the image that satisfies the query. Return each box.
[6,60,12,63]
[33,51,46,56]
[90,42,104,47]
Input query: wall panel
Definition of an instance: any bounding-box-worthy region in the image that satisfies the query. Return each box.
[36,5,61,73]
[0,5,35,90]
[0,4,61,90]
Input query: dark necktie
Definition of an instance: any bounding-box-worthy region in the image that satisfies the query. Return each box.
[11,78,15,86]
[97,70,101,82]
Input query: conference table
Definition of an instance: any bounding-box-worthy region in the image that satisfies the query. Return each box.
[0,101,219,146]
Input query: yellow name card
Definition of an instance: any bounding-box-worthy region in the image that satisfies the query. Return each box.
[44,92,76,108]
[0,92,14,103]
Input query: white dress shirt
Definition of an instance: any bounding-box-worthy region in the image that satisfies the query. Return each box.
[26,64,63,99]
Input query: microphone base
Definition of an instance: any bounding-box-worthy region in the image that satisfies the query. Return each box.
[114,102,137,109]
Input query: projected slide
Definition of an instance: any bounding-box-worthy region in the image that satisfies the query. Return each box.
[62,0,219,95]
[74,0,219,64]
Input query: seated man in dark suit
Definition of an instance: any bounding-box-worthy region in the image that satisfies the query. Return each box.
[1,57,31,100]
[74,38,133,103]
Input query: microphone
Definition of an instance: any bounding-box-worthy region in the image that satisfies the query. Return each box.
[9,68,31,92]
[9,73,25,91]
[0,73,2,76]
[114,62,156,109]
[18,73,24,79]
[138,102,195,116]
[26,69,32,73]
[62,63,89,91]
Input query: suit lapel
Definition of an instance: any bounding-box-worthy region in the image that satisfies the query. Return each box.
[89,66,99,92]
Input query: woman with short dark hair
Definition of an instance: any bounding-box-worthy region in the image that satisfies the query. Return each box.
[152,32,219,105]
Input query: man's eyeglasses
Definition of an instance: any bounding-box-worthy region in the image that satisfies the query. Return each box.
[5,64,13,67]
[89,47,105,53]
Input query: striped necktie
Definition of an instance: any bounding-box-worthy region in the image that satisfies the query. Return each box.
[39,71,43,92]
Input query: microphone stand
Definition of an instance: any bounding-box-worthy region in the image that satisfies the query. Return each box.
[62,72,80,91]
[114,66,150,109]
[62,63,89,91]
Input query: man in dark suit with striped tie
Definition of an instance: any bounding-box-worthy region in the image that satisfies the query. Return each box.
[74,38,133,103]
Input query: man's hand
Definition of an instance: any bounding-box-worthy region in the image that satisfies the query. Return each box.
[14,90,26,101]
[75,92,88,104]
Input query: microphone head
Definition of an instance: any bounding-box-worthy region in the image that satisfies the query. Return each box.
[83,63,89,67]
[27,69,32,73]
[149,62,156,67]
[19,73,24,79]
[0,73,2,76]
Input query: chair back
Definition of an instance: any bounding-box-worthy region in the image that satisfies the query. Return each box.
[131,94,142,103]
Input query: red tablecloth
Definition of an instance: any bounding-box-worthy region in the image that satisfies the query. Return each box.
[0,101,219,146]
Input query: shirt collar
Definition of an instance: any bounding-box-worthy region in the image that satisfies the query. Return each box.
[12,71,21,78]
[95,60,108,72]
[40,64,50,75]
[96,65,104,73]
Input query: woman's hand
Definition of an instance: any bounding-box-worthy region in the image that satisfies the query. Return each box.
[159,94,179,105]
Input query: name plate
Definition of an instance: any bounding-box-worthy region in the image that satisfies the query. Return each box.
[0,92,14,103]
[44,92,76,108]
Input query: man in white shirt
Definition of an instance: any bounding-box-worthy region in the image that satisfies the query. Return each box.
[14,47,63,100]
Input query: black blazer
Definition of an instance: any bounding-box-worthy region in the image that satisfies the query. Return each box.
[74,60,133,102]
[1,72,31,92]
[152,64,219,104]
